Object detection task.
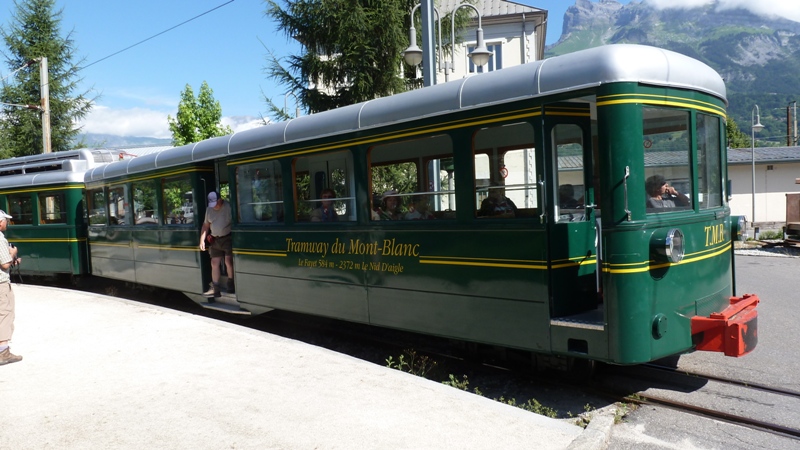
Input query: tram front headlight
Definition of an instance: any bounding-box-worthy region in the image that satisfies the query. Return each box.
[651,228,685,264]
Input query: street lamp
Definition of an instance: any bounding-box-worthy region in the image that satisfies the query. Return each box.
[453,4,492,70]
[284,92,301,118]
[403,2,492,85]
[751,104,764,238]
[402,4,442,82]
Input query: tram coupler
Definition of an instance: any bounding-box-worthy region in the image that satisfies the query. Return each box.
[690,293,760,357]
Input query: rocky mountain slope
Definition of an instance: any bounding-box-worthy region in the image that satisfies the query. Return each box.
[547,0,800,144]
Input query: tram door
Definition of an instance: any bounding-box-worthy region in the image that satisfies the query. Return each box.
[544,104,599,318]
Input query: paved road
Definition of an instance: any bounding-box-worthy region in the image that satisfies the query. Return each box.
[608,254,800,449]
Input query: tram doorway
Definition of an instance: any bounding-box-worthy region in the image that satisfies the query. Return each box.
[544,105,600,318]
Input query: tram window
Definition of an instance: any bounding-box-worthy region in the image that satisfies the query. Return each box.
[697,114,722,209]
[162,176,194,225]
[294,151,355,222]
[237,161,284,224]
[7,194,33,225]
[133,181,159,225]
[369,135,454,220]
[553,124,586,223]
[474,122,537,219]
[39,194,66,224]
[87,189,107,225]
[108,185,129,225]
[371,162,417,220]
[643,108,693,213]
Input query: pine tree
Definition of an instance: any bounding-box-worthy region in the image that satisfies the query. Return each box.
[167,81,233,146]
[263,0,475,116]
[0,0,93,157]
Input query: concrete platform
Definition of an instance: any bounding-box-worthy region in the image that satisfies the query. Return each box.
[0,284,611,449]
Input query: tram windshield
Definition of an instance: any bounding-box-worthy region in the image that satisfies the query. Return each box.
[643,108,694,213]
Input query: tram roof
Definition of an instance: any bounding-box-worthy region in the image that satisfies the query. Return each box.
[0,149,116,189]
[86,44,726,183]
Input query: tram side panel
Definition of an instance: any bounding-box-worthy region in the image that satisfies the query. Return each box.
[2,187,89,276]
[88,227,135,281]
[233,225,552,352]
[234,228,370,321]
[133,228,204,294]
[365,227,551,351]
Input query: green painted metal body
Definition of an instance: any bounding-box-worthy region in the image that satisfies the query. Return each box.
[225,82,735,364]
[0,185,89,275]
[0,47,742,365]
[85,167,211,294]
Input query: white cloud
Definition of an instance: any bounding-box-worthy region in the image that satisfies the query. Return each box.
[79,105,171,138]
[222,116,268,133]
[78,105,266,139]
[644,0,800,23]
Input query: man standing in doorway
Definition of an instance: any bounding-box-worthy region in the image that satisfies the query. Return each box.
[199,192,234,299]
[0,210,21,366]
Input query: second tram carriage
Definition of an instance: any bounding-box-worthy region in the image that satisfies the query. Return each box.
[0,45,759,364]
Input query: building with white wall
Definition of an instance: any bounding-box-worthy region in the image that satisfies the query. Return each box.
[409,0,547,84]
[728,146,800,228]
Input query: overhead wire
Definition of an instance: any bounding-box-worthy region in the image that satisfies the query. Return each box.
[79,0,235,71]
[1,1,235,102]
[0,59,36,83]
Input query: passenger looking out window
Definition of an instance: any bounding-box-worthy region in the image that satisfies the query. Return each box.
[378,190,403,220]
[645,175,690,210]
[310,188,338,222]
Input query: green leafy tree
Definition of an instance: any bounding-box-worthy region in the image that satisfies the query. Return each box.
[0,0,93,157]
[263,0,475,117]
[167,81,233,146]
[372,163,417,195]
[726,115,750,149]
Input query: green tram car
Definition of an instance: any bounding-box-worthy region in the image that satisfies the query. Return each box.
[0,149,114,275]
[16,44,760,365]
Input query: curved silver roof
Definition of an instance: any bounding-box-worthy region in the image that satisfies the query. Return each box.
[86,44,726,183]
[0,149,114,190]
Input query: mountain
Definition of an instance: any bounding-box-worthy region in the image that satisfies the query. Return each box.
[547,0,800,145]
[75,133,172,149]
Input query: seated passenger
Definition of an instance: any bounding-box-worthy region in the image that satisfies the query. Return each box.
[310,188,338,222]
[646,175,690,209]
[558,184,579,209]
[380,190,403,220]
[371,193,382,221]
[478,182,517,218]
[404,195,434,220]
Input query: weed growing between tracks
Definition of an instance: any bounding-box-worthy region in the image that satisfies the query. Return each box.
[387,348,579,420]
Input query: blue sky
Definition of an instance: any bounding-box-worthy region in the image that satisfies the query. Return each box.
[0,0,796,139]
[0,0,593,139]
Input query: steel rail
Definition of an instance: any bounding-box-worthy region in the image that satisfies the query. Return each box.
[625,392,800,440]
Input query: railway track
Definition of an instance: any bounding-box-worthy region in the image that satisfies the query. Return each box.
[600,364,800,440]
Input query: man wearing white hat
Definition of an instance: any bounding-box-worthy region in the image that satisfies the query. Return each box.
[0,209,21,366]
[199,191,235,299]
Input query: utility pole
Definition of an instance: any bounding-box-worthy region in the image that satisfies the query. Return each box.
[38,57,51,153]
[794,101,798,146]
[787,104,792,146]
[420,0,435,87]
